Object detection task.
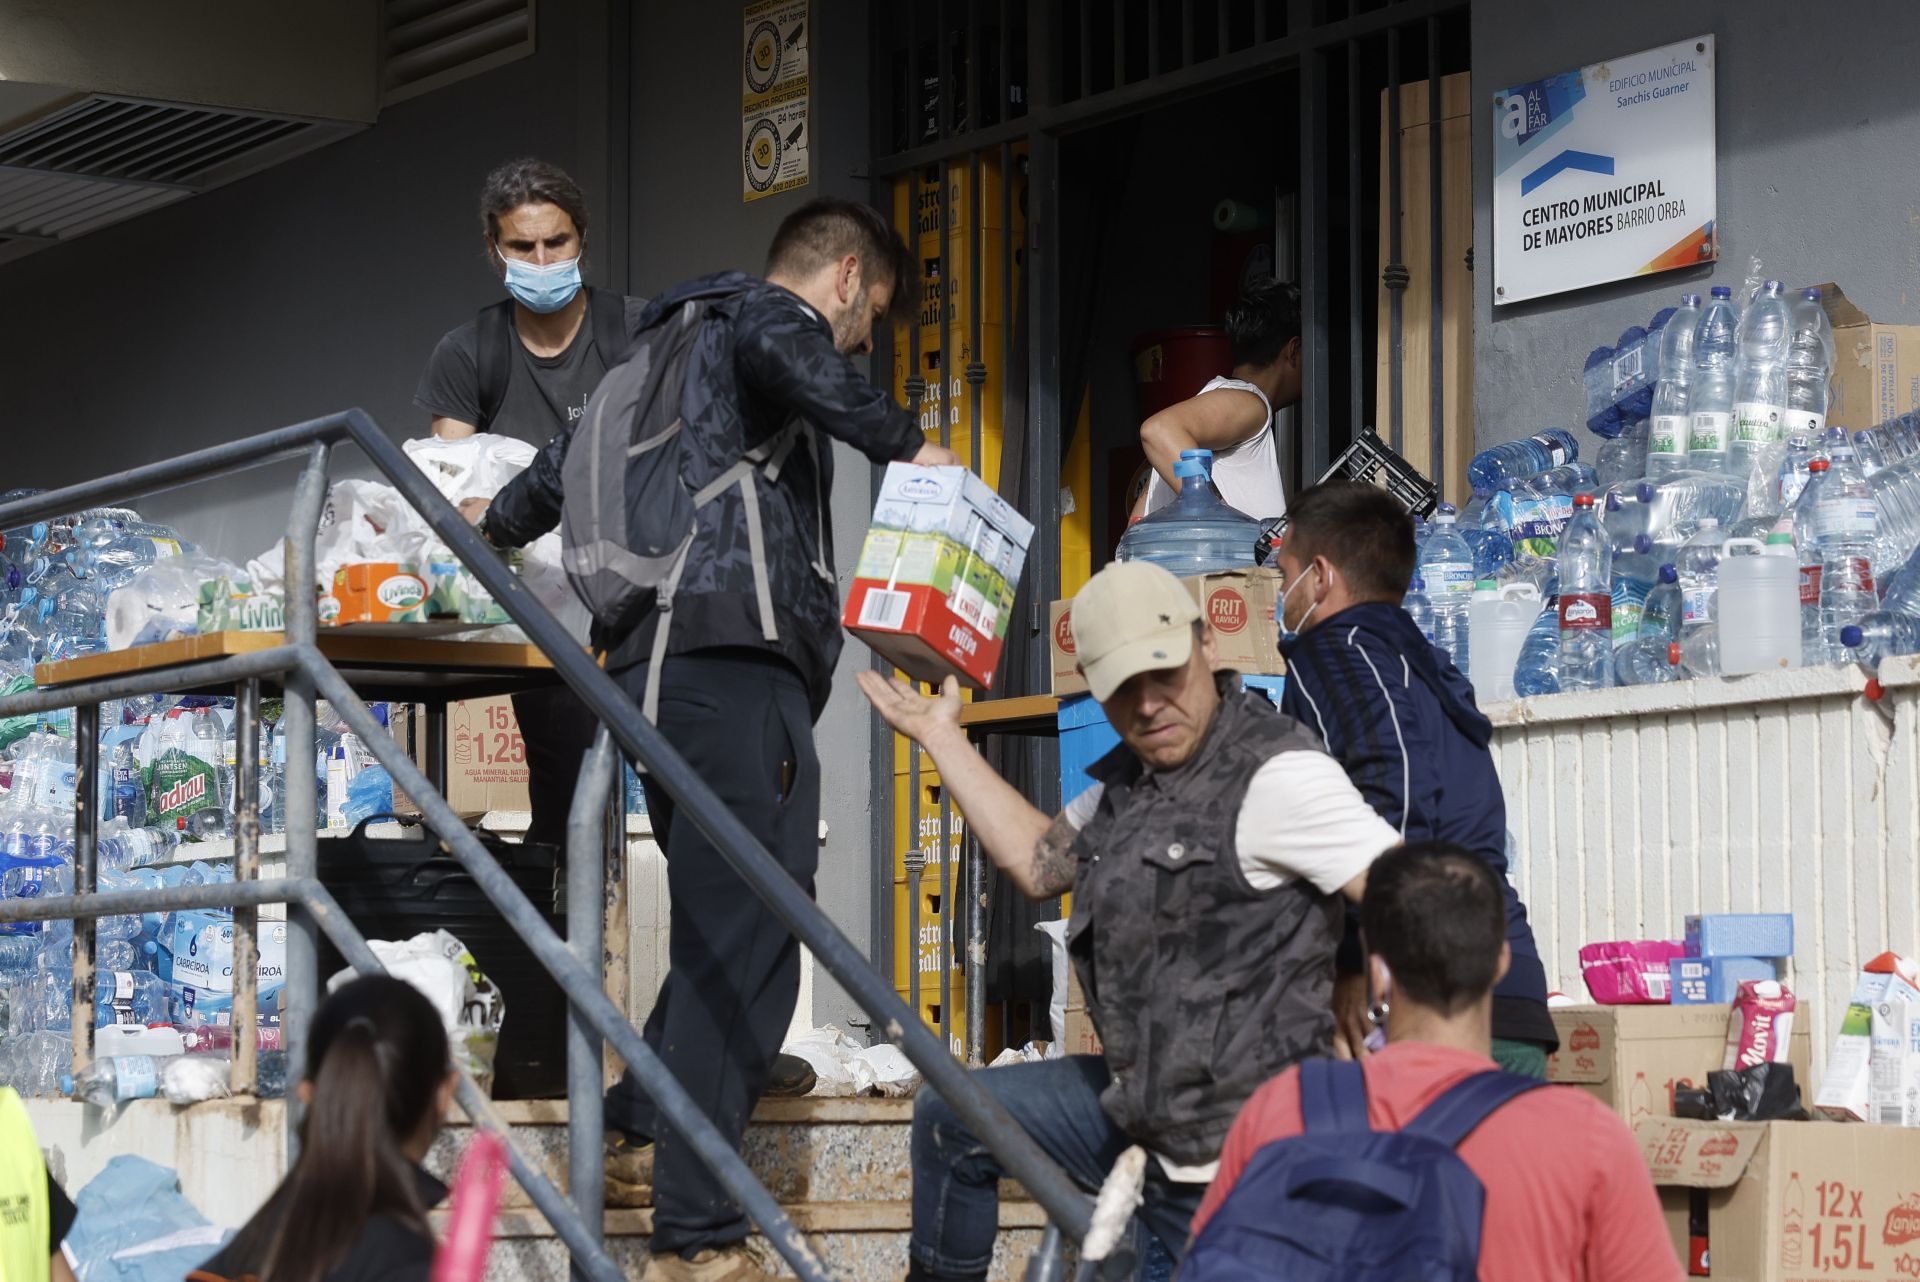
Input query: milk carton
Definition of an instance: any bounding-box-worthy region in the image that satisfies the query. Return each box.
[844,465,1035,690]
[1815,952,1920,1121]
[1869,999,1920,1127]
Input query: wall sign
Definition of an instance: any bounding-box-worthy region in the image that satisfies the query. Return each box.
[1492,34,1716,306]
[742,0,810,202]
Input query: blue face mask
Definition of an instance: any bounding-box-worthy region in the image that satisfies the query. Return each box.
[497,247,583,313]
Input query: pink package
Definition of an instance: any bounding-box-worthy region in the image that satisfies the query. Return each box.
[1578,940,1686,1004]
[1723,979,1796,1071]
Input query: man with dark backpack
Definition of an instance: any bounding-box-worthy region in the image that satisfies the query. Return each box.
[1185,843,1679,1282]
[467,197,957,1282]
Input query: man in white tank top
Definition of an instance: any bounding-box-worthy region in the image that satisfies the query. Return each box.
[1135,278,1300,521]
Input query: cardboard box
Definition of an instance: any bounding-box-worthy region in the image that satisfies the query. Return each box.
[1641,1116,1920,1282]
[1548,1003,1814,1126]
[1062,963,1102,1056]
[1687,913,1794,960]
[845,464,1035,692]
[1048,568,1286,697]
[1819,283,1920,431]
[444,696,531,816]
[1869,999,1920,1128]
[322,562,428,626]
[1815,953,1920,1122]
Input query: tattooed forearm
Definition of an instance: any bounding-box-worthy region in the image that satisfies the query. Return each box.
[1026,811,1080,899]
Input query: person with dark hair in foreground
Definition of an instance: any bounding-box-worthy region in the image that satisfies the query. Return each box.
[195,976,456,1282]
[1190,843,1680,1281]
[466,195,958,1282]
[1134,277,1301,520]
[1273,481,1558,1076]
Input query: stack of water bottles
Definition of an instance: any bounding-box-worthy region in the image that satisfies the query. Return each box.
[1438,274,1920,699]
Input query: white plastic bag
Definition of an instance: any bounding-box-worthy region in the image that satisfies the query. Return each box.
[403,433,539,504]
[780,1025,922,1097]
[328,928,505,1092]
[105,555,235,650]
[1035,919,1070,1058]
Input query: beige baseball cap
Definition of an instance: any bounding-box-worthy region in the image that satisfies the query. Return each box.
[1070,561,1202,701]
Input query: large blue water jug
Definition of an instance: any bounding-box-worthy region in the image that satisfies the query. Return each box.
[1115,450,1262,576]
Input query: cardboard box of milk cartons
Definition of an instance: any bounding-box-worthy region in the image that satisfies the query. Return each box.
[844,464,1035,691]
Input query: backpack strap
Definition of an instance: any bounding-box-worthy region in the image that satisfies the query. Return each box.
[587,286,634,368]
[1400,1070,1547,1149]
[473,299,516,431]
[690,420,807,645]
[1298,1058,1372,1135]
[639,533,698,726]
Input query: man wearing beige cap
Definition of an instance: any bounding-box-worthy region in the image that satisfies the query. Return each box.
[858,560,1400,1282]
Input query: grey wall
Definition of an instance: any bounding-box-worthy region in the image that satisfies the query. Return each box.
[0,0,885,1030]
[0,0,612,557]
[627,0,880,1034]
[1472,0,1920,448]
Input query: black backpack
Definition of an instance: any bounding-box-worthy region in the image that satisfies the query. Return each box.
[472,287,633,431]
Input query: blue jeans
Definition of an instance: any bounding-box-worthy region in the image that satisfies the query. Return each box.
[908,1055,1206,1282]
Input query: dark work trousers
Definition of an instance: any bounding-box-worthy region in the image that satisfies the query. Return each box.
[510,683,604,853]
[602,650,820,1258]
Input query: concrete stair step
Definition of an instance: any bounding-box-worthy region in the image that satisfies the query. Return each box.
[438,1097,1033,1210]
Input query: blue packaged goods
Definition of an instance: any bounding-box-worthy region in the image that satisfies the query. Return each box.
[1672,956,1778,1005]
[1684,913,1793,960]
[155,908,288,1021]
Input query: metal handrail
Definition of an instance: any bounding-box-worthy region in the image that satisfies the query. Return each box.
[0,408,1095,1276]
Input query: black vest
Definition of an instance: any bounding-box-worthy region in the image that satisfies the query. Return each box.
[1066,682,1342,1165]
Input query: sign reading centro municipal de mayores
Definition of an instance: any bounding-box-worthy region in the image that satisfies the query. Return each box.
[1492,35,1716,305]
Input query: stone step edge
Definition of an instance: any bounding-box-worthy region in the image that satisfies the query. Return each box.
[453,1096,915,1127]
[438,1200,1048,1239]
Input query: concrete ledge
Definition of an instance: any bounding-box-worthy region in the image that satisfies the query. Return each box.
[1481,652,1919,728]
[464,1200,1047,1240]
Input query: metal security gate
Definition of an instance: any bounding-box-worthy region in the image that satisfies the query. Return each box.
[867,0,1470,1064]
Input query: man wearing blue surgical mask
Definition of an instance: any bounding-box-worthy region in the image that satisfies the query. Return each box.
[416,158,648,449]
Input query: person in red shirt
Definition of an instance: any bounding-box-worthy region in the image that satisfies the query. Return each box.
[1190,842,1681,1282]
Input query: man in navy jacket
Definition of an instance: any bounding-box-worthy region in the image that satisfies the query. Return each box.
[1274,481,1558,1074]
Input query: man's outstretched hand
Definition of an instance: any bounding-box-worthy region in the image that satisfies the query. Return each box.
[856,671,964,748]
[911,442,962,467]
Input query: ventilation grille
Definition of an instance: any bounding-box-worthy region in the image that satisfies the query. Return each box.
[383,0,536,105]
[0,95,355,268]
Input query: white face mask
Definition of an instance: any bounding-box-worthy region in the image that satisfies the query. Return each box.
[1278,564,1326,643]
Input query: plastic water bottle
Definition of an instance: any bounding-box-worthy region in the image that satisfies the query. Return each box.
[1688,287,1739,474]
[262,722,286,836]
[1840,615,1920,673]
[1810,437,1881,662]
[1532,462,1598,492]
[1418,504,1476,673]
[1403,576,1436,642]
[1778,432,1818,511]
[107,739,146,828]
[8,1032,71,1097]
[64,1055,170,1111]
[1879,543,1920,619]
[1465,430,1581,497]
[1616,565,1683,685]
[1612,321,1657,424]
[96,823,181,872]
[1793,458,1833,663]
[1677,518,1726,630]
[1595,417,1649,490]
[0,935,40,972]
[1116,449,1262,575]
[1583,346,1619,437]
[1783,288,1833,440]
[1730,281,1792,480]
[1512,601,1562,697]
[1557,494,1614,691]
[1649,293,1702,479]
[1820,554,1879,670]
[94,969,172,1026]
[1853,429,1889,477]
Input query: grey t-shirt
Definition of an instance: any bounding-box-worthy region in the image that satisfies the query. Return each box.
[414,294,649,446]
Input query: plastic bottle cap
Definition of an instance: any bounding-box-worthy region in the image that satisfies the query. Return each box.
[1681,293,1702,307]
[1710,286,1732,298]
[1659,564,1678,583]
[1635,535,1653,554]
[1668,643,1682,666]
[1636,482,1656,502]
[1573,493,1595,509]
[1803,287,1822,300]
[1173,460,1207,480]
[1699,517,1718,528]
[1765,280,1783,292]
[176,817,186,830]
[1808,459,1829,472]
[59,1075,72,1095]
[1178,448,1214,462]
[1841,625,1864,648]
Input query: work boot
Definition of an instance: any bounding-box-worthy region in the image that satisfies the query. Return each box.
[643,1244,781,1282]
[604,1131,654,1207]
[762,1052,817,1099]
